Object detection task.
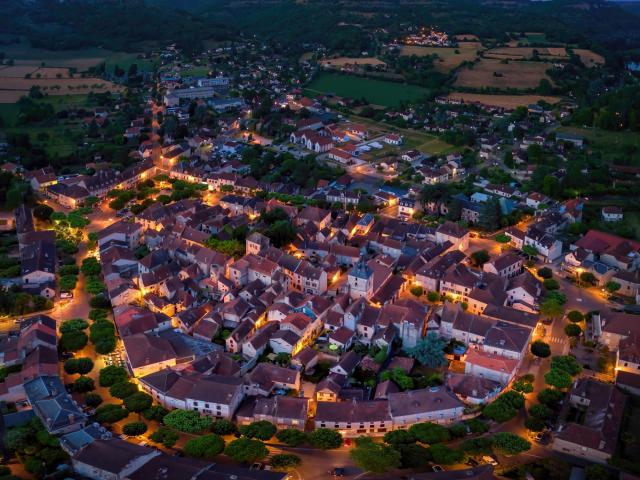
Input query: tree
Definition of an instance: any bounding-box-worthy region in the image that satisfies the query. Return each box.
[64,357,94,375]
[308,428,342,449]
[460,437,493,455]
[225,438,269,463]
[529,404,553,420]
[85,393,103,407]
[544,369,573,389]
[429,444,463,465]
[81,257,102,276]
[409,422,450,444]
[406,332,446,368]
[184,434,225,459]
[398,443,431,468]
[537,388,564,406]
[479,197,501,231]
[585,464,615,480]
[522,245,539,259]
[110,381,138,400]
[383,429,416,446]
[483,402,516,423]
[270,453,301,469]
[124,392,153,414]
[142,405,168,422]
[470,250,490,267]
[465,418,489,434]
[350,439,401,473]
[495,233,511,245]
[567,310,584,323]
[449,423,468,438]
[150,427,179,448]
[531,340,551,358]
[239,420,277,440]
[427,291,440,303]
[164,409,212,433]
[409,285,423,298]
[525,417,546,432]
[33,203,54,221]
[551,356,582,376]
[540,298,563,319]
[537,267,553,279]
[276,429,307,446]
[604,282,621,295]
[564,323,582,337]
[60,330,88,352]
[513,379,534,394]
[123,422,147,436]
[73,376,95,393]
[543,278,560,290]
[99,365,128,387]
[60,318,88,334]
[95,404,129,423]
[491,432,531,455]
[381,368,414,391]
[212,419,237,436]
[86,279,106,295]
[90,320,117,354]
[580,271,597,286]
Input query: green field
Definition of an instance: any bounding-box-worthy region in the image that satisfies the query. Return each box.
[556,126,640,150]
[305,72,430,108]
[0,95,92,128]
[180,66,211,78]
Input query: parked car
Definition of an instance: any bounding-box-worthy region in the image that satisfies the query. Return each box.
[330,467,346,477]
[482,456,499,466]
[432,465,444,472]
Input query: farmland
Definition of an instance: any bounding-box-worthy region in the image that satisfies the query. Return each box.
[399,42,482,72]
[484,47,569,61]
[320,57,387,67]
[445,92,561,109]
[454,59,552,90]
[304,72,430,108]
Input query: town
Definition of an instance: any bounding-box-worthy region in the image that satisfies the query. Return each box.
[0,2,640,480]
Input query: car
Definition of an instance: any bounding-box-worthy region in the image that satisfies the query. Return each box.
[432,465,444,472]
[119,434,129,440]
[139,441,148,447]
[466,458,479,467]
[330,467,346,477]
[344,439,352,447]
[251,463,263,471]
[482,456,499,466]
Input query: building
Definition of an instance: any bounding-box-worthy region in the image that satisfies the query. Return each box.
[553,378,626,464]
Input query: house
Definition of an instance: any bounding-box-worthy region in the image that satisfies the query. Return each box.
[398,197,417,219]
[483,252,523,279]
[574,230,640,272]
[388,387,465,427]
[245,363,301,396]
[384,133,403,146]
[447,373,501,405]
[239,396,308,431]
[315,400,392,437]
[602,206,623,222]
[553,378,625,464]
[25,375,88,435]
[122,333,177,377]
[72,439,161,480]
[524,227,563,263]
[436,222,470,251]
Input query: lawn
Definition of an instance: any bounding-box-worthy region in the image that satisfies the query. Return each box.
[180,66,211,78]
[305,72,430,108]
[555,126,640,150]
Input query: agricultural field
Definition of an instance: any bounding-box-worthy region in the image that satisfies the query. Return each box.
[320,57,387,67]
[484,47,569,60]
[399,42,482,72]
[454,58,552,90]
[573,49,605,67]
[446,92,561,109]
[304,72,429,108]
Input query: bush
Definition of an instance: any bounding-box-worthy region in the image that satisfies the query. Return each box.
[308,428,342,449]
[109,381,138,399]
[531,340,551,358]
[95,404,129,423]
[270,453,302,469]
[85,393,103,407]
[239,420,277,440]
[184,434,225,459]
[164,409,212,434]
[212,419,237,436]
[225,438,269,463]
[276,429,307,446]
[73,376,95,393]
[99,365,128,387]
[150,427,179,448]
[409,422,450,444]
[123,422,147,436]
